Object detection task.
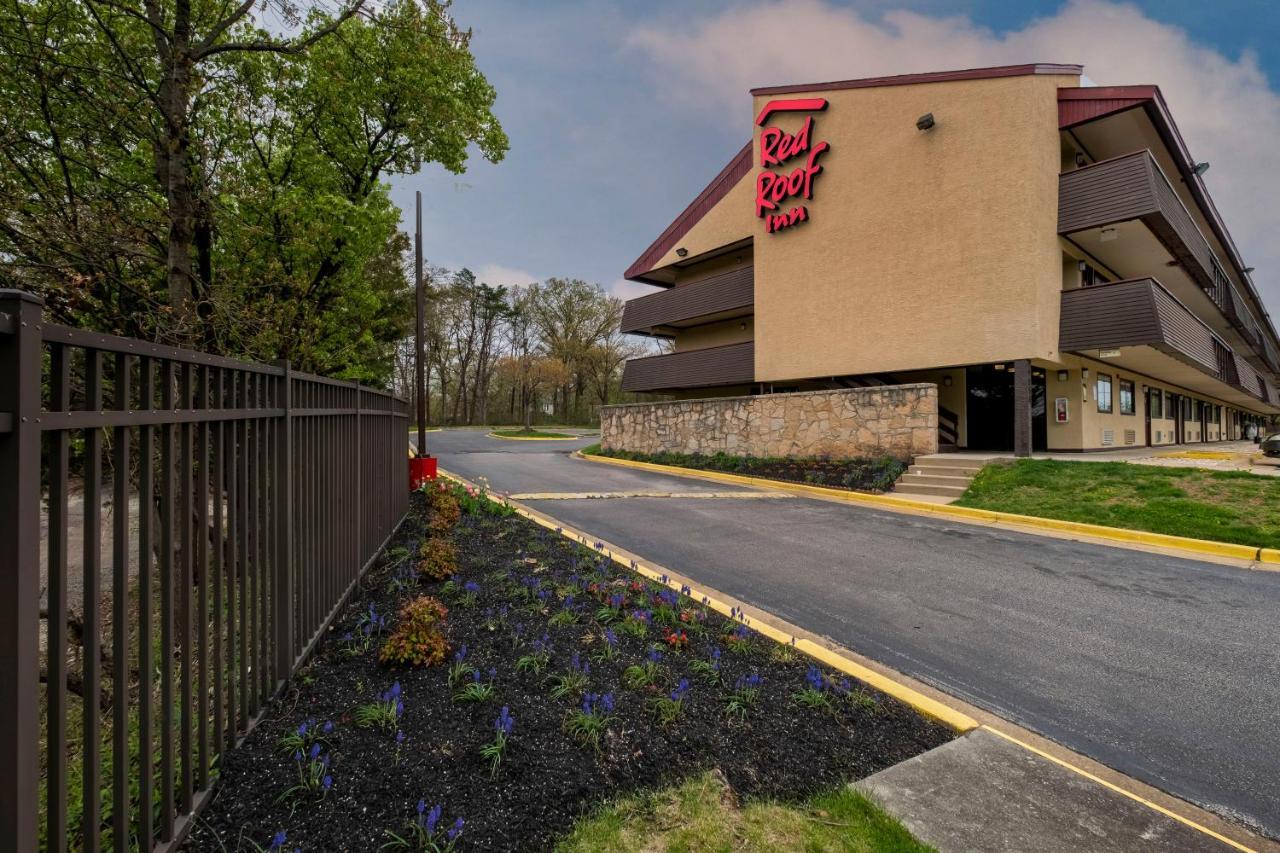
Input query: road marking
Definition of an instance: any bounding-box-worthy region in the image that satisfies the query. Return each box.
[438,467,1266,853]
[507,490,792,500]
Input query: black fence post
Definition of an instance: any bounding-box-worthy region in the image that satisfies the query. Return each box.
[274,361,294,680]
[0,289,43,852]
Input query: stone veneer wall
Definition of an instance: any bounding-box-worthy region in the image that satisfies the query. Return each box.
[599,384,938,460]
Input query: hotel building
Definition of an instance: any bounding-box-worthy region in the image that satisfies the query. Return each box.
[617,64,1279,455]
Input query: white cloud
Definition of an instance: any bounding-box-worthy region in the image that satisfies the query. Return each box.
[626,0,1280,313]
[472,263,541,289]
[609,278,664,301]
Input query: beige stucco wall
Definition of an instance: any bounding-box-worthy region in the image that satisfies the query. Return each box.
[673,317,754,352]
[653,168,755,270]
[600,384,938,460]
[751,73,1076,382]
[1046,354,1242,450]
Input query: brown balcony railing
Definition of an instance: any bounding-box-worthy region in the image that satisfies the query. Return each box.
[1059,277,1273,406]
[1059,152,1274,367]
[621,341,754,392]
[620,265,753,335]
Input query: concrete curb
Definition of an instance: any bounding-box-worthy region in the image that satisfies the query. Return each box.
[577,451,1276,567]
[486,432,579,441]
[437,468,979,734]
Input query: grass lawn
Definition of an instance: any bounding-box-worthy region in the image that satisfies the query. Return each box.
[490,428,577,439]
[956,459,1280,549]
[557,770,930,853]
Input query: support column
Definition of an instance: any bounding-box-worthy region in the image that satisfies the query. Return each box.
[1013,359,1032,458]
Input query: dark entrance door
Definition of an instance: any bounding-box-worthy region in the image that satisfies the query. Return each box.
[1170,393,1185,444]
[966,365,1047,451]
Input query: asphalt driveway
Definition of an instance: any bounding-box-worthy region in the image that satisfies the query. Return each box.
[424,429,1280,839]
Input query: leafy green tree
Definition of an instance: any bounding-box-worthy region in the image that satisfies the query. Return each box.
[0,0,507,385]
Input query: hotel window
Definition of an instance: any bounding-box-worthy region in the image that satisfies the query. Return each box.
[1119,380,1135,415]
[1150,388,1163,419]
[1096,374,1113,413]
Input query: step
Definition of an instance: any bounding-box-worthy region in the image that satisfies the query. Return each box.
[912,456,987,472]
[893,482,969,498]
[899,473,973,488]
[907,464,981,478]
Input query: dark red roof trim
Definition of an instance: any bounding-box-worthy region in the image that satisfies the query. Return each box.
[624,142,752,283]
[1058,85,1155,127]
[1060,85,1280,351]
[749,63,1082,97]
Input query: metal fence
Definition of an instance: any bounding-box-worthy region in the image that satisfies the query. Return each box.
[0,289,410,851]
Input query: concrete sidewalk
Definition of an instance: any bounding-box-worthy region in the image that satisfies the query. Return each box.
[857,728,1236,852]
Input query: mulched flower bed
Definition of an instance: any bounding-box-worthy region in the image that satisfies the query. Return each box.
[187,485,951,851]
[591,448,906,492]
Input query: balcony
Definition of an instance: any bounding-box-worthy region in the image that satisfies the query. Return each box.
[1059,278,1276,408]
[1058,151,1275,372]
[621,341,755,393]
[620,265,753,336]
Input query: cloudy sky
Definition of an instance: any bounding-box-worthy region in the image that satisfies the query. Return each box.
[390,0,1280,312]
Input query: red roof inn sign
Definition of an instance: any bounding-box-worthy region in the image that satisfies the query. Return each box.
[754,98,830,234]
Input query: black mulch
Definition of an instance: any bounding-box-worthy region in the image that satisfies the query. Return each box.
[187,489,952,851]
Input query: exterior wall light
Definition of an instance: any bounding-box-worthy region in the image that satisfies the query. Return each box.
[1244,266,1255,273]
[675,247,688,257]
[1057,369,1069,382]
[942,375,952,387]
[1100,227,1118,242]
[916,112,935,131]
[1192,161,1210,176]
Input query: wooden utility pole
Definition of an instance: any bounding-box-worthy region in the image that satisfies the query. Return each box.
[415,191,427,455]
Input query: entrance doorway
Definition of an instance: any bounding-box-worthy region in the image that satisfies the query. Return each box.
[1170,393,1185,444]
[966,365,1046,451]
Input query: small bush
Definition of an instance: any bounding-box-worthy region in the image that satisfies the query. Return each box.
[419,538,458,580]
[428,487,462,532]
[380,596,449,667]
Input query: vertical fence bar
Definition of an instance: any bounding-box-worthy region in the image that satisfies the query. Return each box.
[138,356,155,850]
[238,372,249,727]
[159,360,175,841]
[0,291,43,852]
[111,351,132,852]
[274,362,293,681]
[179,362,194,812]
[82,347,103,853]
[226,370,238,742]
[46,342,70,852]
[196,365,210,790]
[212,368,225,755]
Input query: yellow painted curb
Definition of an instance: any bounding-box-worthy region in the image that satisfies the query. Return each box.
[487,432,580,441]
[982,727,1256,852]
[437,468,979,734]
[578,452,1266,564]
[1260,549,1280,565]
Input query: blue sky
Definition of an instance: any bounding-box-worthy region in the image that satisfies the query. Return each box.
[389,0,1280,310]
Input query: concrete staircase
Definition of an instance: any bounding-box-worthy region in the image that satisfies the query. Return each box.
[893,455,983,501]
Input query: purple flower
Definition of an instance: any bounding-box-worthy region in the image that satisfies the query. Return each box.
[322,720,334,734]
[427,803,442,834]
[447,816,464,841]
[464,581,480,593]
[647,647,662,664]
[671,678,690,701]
[269,830,287,850]
[601,693,615,713]
[308,743,321,760]
[296,721,308,737]
[322,774,332,791]
[805,665,826,692]
[454,644,468,663]
[495,706,515,736]
[396,730,405,745]
[604,629,618,646]
[416,798,426,817]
